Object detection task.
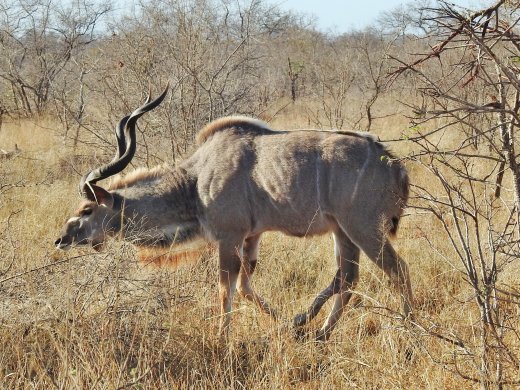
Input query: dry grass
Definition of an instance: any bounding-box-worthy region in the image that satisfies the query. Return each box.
[0,116,512,389]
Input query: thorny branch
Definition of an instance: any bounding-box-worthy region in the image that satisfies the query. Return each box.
[390,0,520,387]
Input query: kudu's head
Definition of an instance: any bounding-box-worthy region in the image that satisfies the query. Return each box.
[55,86,168,251]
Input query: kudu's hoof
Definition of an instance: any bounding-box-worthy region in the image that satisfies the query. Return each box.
[293,313,308,328]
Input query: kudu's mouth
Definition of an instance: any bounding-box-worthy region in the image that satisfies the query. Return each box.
[55,236,72,250]
[54,236,104,251]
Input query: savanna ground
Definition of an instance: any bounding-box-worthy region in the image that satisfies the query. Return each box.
[0,104,505,389]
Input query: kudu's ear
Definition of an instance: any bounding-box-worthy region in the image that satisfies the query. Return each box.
[84,183,114,208]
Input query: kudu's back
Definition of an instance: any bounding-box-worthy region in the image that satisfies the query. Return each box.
[182,119,409,240]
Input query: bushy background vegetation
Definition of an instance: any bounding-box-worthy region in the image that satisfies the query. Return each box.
[1,0,519,388]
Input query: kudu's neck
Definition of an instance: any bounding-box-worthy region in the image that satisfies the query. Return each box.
[112,167,201,247]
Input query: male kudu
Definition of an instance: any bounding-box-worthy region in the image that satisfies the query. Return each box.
[55,86,413,340]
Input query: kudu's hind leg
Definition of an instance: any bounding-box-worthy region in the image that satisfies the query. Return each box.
[236,235,277,318]
[374,241,414,319]
[293,230,360,341]
[293,269,342,328]
[348,226,414,319]
[316,231,360,340]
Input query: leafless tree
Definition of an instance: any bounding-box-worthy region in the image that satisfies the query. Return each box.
[304,29,399,131]
[391,1,520,388]
[0,0,112,117]
[84,0,302,162]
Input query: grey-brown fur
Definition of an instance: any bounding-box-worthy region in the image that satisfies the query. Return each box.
[56,107,414,341]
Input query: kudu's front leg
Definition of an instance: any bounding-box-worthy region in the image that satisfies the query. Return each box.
[217,238,242,339]
[237,234,277,318]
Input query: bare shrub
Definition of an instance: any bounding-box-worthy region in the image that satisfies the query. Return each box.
[391,1,520,387]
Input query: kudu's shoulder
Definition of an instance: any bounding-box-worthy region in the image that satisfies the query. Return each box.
[196,116,273,145]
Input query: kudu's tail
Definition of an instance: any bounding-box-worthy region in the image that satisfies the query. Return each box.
[389,164,410,238]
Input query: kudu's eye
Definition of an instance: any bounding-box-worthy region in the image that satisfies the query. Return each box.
[81,208,93,216]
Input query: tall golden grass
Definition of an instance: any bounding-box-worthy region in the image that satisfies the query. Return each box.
[0,113,508,389]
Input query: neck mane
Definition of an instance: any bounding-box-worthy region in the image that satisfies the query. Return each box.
[108,165,205,266]
[108,165,168,191]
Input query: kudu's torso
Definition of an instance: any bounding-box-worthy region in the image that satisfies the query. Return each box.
[177,123,406,241]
